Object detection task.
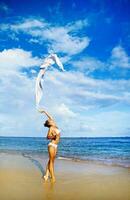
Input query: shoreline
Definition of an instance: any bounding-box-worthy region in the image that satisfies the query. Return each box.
[0,152,130,200]
[1,150,130,169]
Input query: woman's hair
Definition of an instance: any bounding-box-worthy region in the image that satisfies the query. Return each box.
[44,119,56,127]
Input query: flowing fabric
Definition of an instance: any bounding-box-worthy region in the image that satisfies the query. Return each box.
[35,54,65,107]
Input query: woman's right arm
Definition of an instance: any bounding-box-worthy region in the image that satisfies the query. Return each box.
[38,108,53,120]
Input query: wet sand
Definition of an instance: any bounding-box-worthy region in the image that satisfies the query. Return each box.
[0,152,130,200]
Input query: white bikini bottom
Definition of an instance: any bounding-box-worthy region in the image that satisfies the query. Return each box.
[48,142,57,149]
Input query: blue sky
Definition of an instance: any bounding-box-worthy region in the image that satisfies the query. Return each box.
[0,0,130,137]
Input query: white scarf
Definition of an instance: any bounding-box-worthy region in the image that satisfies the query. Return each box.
[35,54,65,108]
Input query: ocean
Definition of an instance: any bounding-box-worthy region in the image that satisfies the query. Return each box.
[0,136,130,167]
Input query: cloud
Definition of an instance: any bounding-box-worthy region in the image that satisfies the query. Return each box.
[0,52,130,137]
[45,69,130,108]
[66,19,89,32]
[110,45,130,68]
[0,48,41,74]
[44,26,89,55]
[71,56,105,73]
[0,71,41,136]
[89,110,130,137]
[11,18,47,31]
[0,48,43,136]
[69,45,130,74]
[0,17,90,56]
[53,103,77,118]
[0,13,130,137]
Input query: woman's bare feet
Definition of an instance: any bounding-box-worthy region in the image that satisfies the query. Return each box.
[51,177,56,183]
[43,175,48,181]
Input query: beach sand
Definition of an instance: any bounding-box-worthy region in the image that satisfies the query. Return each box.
[0,152,130,200]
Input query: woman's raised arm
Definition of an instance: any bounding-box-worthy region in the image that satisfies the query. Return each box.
[38,108,53,120]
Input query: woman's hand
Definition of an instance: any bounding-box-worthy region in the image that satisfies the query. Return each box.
[38,108,53,120]
[47,135,56,140]
[38,108,44,113]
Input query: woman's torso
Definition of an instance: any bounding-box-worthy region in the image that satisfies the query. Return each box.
[51,127,60,145]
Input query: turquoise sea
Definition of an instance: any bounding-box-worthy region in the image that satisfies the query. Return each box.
[0,137,130,167]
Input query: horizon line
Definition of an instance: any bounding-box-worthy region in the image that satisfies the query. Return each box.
[0,136,130,138]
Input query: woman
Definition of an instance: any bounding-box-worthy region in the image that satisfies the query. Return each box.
[39,109,60,182]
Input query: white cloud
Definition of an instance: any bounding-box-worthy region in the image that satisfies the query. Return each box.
[45,69,130,107]
[0,48,41,74]
[66,19,89,32]
[0,48,42,136]
[0,75,42,136]
[29,38,42,44]
[11,18,47,31]
[0,13,129,137]
[71,56,105,73]
[53,103,77,118]
[70,45,130,73]
[110,45,130,68]
[1,76,129,136]
[1,17,90,56]
[43,26,90,55]
[0,15,130,137]
[0,56,130,137]
[88,110,130,137]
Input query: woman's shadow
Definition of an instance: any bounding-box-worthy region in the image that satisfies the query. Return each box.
[22,153,45,176]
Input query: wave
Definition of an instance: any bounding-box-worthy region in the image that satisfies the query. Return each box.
[57,156,130,168]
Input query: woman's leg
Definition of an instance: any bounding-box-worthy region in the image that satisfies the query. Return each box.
[48,146,57,182]
[43,160,50,181]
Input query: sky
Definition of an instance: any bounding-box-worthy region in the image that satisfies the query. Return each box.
[0,0,130,137]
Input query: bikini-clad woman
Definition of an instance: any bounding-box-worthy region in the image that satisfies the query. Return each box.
[39,109,60,182]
